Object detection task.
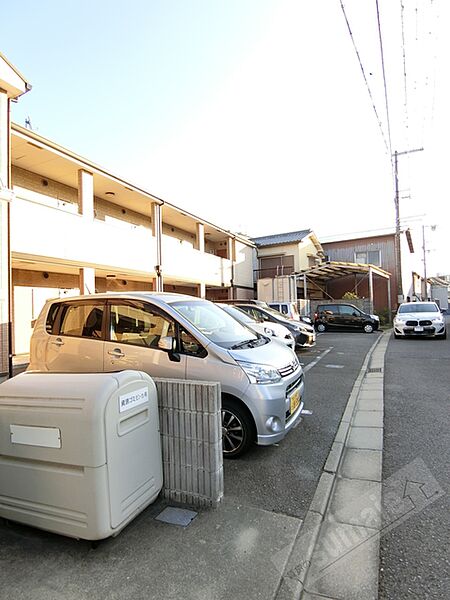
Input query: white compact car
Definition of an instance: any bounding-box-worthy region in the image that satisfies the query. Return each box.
[393,301,447,339]
[218,304,295,349]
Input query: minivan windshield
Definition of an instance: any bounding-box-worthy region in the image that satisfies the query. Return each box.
[398,302,439,314]
[172,300,266,349]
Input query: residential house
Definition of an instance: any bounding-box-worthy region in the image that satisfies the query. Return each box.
[251,230,325,303]
[321,230,420,313]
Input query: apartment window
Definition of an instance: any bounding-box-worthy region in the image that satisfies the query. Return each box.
[259,255,294,278]
[354,250,381,266]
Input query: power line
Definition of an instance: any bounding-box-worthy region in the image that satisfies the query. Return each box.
[399,0,410,143]
[338,0,391,156]
[375,0,394,160]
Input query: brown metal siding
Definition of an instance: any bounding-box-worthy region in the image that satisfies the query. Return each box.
[322,235,396,312]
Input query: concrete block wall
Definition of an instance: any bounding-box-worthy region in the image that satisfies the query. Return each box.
[154,378,223,508]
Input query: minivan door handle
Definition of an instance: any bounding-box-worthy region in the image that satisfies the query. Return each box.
[51,337,64,347]
[108,348,125,358]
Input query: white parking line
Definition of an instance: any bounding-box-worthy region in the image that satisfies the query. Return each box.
[303,347,333,373]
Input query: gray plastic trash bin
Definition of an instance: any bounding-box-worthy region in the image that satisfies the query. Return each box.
[0,370,162,540]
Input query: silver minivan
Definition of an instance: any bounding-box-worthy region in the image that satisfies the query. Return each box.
[29,292,305,458]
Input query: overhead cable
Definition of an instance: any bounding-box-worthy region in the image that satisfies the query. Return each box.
[375,0,394,161]
[338,0,391,156]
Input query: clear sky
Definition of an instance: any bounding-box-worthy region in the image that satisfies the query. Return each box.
[3,0,449,275]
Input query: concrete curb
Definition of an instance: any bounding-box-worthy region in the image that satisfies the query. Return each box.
[275,330,390,600]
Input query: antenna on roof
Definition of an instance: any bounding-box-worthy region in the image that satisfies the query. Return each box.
[25,116,33,130]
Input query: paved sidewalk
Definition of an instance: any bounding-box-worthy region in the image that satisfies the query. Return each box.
[276,331,389,600]
[0,334,389,600]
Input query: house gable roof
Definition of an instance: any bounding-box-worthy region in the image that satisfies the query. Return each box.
[251,229,312,248]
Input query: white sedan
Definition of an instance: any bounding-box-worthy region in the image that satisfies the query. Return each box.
[393,301,447,339]
[218,304,296,349]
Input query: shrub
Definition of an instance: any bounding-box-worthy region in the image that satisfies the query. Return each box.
[375,307,391,326]
[342,291,359,300]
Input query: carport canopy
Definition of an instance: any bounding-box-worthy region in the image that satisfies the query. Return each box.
[297,261,392,313]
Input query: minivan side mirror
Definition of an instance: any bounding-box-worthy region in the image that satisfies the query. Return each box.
[158,336,180,362]
[158,336,175,351]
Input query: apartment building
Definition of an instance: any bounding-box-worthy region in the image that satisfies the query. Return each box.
[8,124,255,357]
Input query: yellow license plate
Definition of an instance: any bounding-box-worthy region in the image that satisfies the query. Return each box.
[290,388,301,414]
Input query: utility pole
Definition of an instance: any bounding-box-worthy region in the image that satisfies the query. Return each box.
[422,225,428,300]
[393,147,423,305]
[422,224,436,301]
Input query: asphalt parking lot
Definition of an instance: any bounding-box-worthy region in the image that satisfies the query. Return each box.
[224,330,381,518]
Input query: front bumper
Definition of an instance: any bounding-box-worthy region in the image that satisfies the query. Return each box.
[394,322,446,337]
[254,372,306,445]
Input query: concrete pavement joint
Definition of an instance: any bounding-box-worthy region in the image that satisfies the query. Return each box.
[275,331,389,600]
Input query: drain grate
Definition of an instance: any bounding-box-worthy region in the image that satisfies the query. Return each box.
[368,367,383,373]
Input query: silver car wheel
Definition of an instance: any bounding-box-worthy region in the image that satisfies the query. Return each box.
[364,323,374,333]
[317,323,326,333]
[222,409,245,455]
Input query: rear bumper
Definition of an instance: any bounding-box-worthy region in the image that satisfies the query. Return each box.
[295,331,316,348]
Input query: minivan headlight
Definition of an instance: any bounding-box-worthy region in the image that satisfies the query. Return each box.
[237,360,282,384]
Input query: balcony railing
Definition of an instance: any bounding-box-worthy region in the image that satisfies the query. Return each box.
[254,266,295,280]
[162,235,232,287]
[11,195,233,287]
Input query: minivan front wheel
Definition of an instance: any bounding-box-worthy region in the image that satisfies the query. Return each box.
[316,323,326,333]
[363,323,374,334]
[221,399,254,459]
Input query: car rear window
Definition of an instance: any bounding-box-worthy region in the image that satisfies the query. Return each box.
[46,302,105,338]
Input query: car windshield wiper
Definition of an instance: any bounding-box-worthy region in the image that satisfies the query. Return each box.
[230,338,259,350]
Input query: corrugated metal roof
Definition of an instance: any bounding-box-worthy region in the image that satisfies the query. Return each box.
[428,277,449,287]
[298,261,391,281]
[251,229,311,247]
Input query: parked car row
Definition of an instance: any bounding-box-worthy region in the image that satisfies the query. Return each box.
[218,299,316,348]
[29,292,306,458]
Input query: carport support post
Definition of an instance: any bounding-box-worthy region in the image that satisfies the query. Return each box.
[368,267,374,314]
[303,274,307,302]
[387,278,392,323]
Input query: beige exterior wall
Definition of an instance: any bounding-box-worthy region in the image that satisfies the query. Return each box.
[298,236,322,270]
[256,235,322,273]
[234,240,255,289]
[256,242,301,271]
